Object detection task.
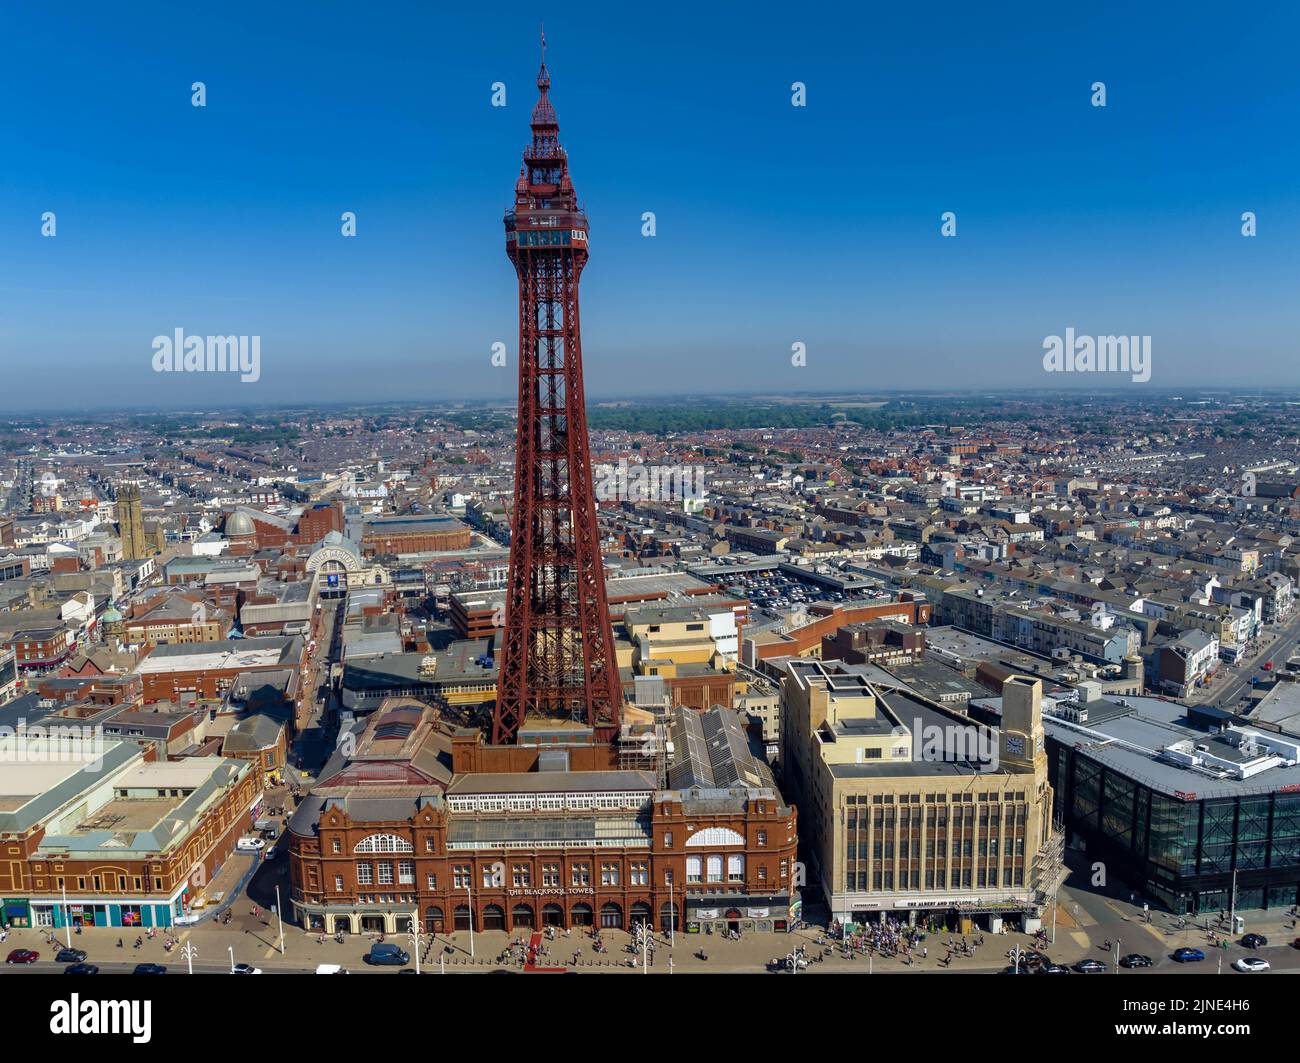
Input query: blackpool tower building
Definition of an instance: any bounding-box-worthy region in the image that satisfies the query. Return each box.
[493,45,623,747]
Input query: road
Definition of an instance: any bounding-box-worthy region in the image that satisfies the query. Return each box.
[1193,606,1300,710]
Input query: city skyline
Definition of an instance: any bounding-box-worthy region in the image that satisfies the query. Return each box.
[2,0,1298,410]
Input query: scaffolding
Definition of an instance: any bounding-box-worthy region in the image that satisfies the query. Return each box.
[617,708,670,789]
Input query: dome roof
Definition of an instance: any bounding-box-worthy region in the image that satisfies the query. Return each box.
[225,511,256,536]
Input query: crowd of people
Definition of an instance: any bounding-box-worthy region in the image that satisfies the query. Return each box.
[829,916,928,960]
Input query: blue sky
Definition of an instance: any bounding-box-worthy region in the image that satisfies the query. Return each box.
[1,0,1297,410]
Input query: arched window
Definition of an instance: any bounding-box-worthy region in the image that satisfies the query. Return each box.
[685,827,745,847]
[354,833,413,854]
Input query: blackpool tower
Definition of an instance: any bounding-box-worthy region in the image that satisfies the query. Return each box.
[493,41,623,746]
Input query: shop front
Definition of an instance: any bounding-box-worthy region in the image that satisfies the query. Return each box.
[685,894,791,935]
[31,898,182,929]
[2,898,31,928]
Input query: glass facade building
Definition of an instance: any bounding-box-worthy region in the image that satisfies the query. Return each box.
[1049,738,1300,914]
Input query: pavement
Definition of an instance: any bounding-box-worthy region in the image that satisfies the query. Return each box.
[6,892,1300,974]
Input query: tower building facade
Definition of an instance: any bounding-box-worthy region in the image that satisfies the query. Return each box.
[117,483,147,561]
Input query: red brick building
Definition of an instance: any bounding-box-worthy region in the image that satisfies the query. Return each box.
[134,635,305,703]
[287,703,797,936]
[360,515,472,557]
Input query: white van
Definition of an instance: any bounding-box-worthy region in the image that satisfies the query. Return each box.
[236,836,265,852]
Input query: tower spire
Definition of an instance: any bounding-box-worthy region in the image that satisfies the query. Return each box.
[530,25,558,139]
[538,22,549,89]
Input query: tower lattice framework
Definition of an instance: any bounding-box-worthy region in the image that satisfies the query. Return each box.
[493,46,622,745]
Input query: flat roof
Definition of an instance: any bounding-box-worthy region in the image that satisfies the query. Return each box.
[1031,693,1300,799]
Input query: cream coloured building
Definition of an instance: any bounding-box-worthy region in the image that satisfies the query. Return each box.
[780,660,1056,931]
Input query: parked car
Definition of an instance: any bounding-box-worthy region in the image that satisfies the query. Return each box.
[1232,957,1270,973]
[133,963,167,975]
[266,845,279,860]
[1072,958,1107,974]
[1119,953,1153,968]
[1241,933,1268,949]
[365,943,410,966]
[1173,947,1206,963]
[64,963,99,975]
[55,948,87,964]
[1035,963,1071,974]
[231,963,263,974]
[315,964,349,974]
[235,836,265,852]
[5,949,39,964]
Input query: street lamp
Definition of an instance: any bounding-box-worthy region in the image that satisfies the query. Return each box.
[180,941,198,975]
[632,919,651,973]
[667,874,675,949]
[274,884,285,955]
[408,917,426,975]
[465,880,474,958]
[227,945,235,973]
[61,881,72,949]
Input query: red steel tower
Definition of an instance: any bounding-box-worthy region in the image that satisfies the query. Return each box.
[493,43,623,746]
